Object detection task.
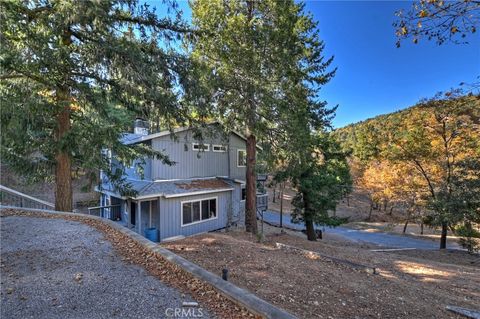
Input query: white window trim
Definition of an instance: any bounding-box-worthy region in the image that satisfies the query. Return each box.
[237,149,246,167]
[192,143,210,152]
[240,184,246,202]
[180,196,218,227]
[212,144,228,153]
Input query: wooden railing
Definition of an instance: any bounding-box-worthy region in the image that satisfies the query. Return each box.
[0,185,55,210]
[256,193,268,211]
[88,205,122,221]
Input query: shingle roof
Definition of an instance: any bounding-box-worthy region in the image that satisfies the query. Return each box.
[100,177,235,199]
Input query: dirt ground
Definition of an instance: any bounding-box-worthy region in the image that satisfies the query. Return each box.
[162,223,480,319]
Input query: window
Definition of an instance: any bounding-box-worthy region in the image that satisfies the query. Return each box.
[240,185,246,201]
[212,144,228,152]
[181,198,217,226]
[237,149,247,167]
[192,143,209,151]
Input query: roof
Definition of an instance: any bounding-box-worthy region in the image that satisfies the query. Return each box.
[99,177,235,200]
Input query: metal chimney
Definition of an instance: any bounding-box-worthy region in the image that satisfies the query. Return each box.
[133,118,149,136]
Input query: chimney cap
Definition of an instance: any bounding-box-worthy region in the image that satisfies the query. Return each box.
[134,118,149,135]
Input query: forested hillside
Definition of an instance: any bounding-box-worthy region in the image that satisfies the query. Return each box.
[333,94,480,251]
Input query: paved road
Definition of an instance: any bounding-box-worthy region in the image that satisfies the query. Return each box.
[1,216,209,319]
[260,210,461,250]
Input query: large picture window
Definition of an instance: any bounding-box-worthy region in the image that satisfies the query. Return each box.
[182,198,217,226]
[237,149,246,167]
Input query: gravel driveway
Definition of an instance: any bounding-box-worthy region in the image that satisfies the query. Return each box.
[1,216,209,319]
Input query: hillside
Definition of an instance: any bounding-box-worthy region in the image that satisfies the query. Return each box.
[333,95,480,159]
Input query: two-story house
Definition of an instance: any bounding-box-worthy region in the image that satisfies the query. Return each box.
[96,120,267,242]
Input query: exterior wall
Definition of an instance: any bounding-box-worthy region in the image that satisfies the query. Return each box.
[111,151,152,181]
[158,191,232,241]
[228,133,247,181]
[231,182,245,225]
[123,157,152,180]
[151,130,246,180]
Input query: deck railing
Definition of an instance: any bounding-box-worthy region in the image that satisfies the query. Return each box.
[88,205,122,221]
[0,185,55,210]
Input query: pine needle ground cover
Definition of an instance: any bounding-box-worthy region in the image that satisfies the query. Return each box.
[162,224,479,319]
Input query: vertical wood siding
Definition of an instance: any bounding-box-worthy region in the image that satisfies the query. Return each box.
[158,191,232,241]
[150,131,246,181]
[228,134,247,181]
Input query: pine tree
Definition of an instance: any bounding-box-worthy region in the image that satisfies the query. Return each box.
[1,0,189,211]
[189,0,335,234]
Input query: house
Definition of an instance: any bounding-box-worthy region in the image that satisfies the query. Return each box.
[94,120,268,242]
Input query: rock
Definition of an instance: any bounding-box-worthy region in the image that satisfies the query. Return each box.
[74,273,83,282]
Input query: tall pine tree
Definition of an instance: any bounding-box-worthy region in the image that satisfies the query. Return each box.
[189,0,335,234]
[1,0,190,211]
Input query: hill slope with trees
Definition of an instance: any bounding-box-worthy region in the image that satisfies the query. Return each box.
[333,93,480,251]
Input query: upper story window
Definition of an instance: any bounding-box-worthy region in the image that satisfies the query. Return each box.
[182,198,217,226]
[237,149,246,167]
[192,143,209,152]
[240,185,246,201]
[212,144,228,153]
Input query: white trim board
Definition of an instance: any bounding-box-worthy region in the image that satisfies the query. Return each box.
[180,196,218,227]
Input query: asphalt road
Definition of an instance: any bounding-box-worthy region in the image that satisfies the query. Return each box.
[0,216,210,319]
[260,210,461,250]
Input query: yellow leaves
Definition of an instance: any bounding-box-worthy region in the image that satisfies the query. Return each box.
[401,26,408,35]
[451,26,458,34]
[419,10,429,18]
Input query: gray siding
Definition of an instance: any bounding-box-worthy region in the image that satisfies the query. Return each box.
[123,157,151,180]
[158,191,232,241]
[231,182,245,225]
[228,134,247,181]
[151,130,245,180]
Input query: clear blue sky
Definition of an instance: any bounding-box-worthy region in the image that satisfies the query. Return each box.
[152,0,480,128]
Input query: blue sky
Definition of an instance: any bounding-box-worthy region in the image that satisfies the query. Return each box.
[152,0,479,128]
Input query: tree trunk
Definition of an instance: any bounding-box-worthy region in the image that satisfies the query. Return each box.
[244,0,257,235]
[367,203,373,221]
[245,132,257,234]
[279,182,284,228]
[272,185,276,203]
[420,222,424,235]
[54,92,73,212]
[388,206,394,216]
[305,219,316,241]
[346,195,350,207]
[403,220,409,234]
[53,29,73,212]
[440,222,448,249]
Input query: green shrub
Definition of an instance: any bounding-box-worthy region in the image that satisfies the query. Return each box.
[456,225,480,254]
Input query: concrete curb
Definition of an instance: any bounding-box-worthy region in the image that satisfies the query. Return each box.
[0,206,297,319]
